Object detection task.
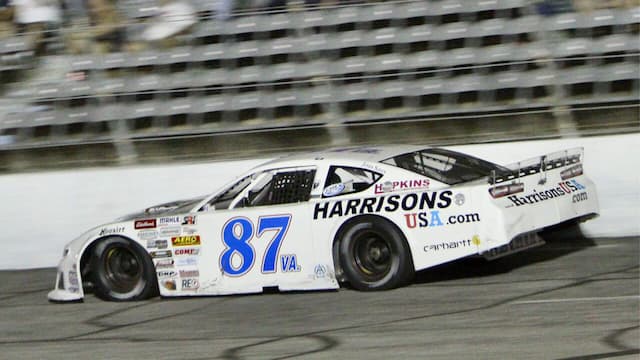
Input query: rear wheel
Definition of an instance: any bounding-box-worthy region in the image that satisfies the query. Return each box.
[91,237,158,301]
[338,216,414,291]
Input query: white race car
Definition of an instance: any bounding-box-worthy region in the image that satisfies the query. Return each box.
[48,145,599,302]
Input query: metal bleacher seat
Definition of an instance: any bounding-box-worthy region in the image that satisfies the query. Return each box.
[229,91,264,111]
[405,50,441,69]
[371,79,413,99]
[363,27,400,48]
[595,34,640,53]
[357,3,403,23]
[233,65,263,84]
[324,6,360,27]
[299,85,334,105]
[366,53,405,73]
[553,37,594,57]
[339,82,372,102]
[335,56,368,75]
[396,1,430,19]
[292,9,329,30]
[434,22,472,41]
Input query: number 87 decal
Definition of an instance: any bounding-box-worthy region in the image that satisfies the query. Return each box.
[220,215,292,276]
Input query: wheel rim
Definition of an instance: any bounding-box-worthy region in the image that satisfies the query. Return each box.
[103,246,143,294]
[352,230,393,281]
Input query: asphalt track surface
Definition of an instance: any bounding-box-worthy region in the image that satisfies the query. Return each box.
[1,232,638,360]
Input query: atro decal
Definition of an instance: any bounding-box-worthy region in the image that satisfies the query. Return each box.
[174,248,200,256]
[374,179,430,194]
[171,235,201,247]
[404,211,480,229]
[135,219,156,229]
[99,226,125,236]
[507,180,586,207]
[314,191,453,220]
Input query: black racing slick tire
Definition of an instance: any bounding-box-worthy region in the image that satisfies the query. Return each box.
[90,237,158,301]
[338,216,414,291]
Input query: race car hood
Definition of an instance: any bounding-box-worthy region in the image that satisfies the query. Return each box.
[115,196,206,221]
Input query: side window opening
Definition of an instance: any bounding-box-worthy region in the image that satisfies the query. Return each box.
[246,169,316,207]
[322,166,382,197]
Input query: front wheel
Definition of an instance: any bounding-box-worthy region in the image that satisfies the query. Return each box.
[338,216,414,291]
[90,237,158,301]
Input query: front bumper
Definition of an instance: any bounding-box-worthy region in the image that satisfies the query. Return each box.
[47,254,84,302]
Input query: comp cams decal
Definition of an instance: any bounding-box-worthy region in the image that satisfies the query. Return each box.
[313,190,453,219]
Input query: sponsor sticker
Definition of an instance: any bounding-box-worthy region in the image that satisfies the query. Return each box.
[181,278,199,290]
[99,226,125,236]
[158,216,181,226]
[323,183,345,197]
[172,235,201,247]
[176,257,198,266]
[157,270,177,278]
[159,226,181,237]
[179,269,199,277]
[314,190,453,220]
[174,248,200,256]
[135,219,156,229]
[314,264,327,279]
[155,258,174,268]
[163,280,176,290]
[506,180,586,207]
[150,250,172,258]
[182,215,197,225]
[374,179,430,194]
[138,230,158,240]
[147,239,168,249]
[423,238,476,252]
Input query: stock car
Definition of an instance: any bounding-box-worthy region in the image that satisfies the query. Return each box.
[48,145,599,302]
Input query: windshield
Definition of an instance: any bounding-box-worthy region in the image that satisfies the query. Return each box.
[381,148,508,185]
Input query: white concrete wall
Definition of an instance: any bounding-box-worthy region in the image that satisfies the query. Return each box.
[1,133,638,270]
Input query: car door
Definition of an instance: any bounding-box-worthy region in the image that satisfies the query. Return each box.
[193,166,319,295]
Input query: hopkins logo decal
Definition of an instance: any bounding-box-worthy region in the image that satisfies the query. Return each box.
[374,179,430,194]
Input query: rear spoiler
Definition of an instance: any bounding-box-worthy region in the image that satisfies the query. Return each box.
[488,147,583,198]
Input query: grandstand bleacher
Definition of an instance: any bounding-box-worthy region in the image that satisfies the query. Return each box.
[0,0,638,170]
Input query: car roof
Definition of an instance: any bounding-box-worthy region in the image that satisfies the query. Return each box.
[258,144,432,168]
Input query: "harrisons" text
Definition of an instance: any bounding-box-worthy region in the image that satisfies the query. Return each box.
[314,191,453,219]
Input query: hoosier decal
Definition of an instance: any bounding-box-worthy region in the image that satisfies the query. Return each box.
[314,191,453,220]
